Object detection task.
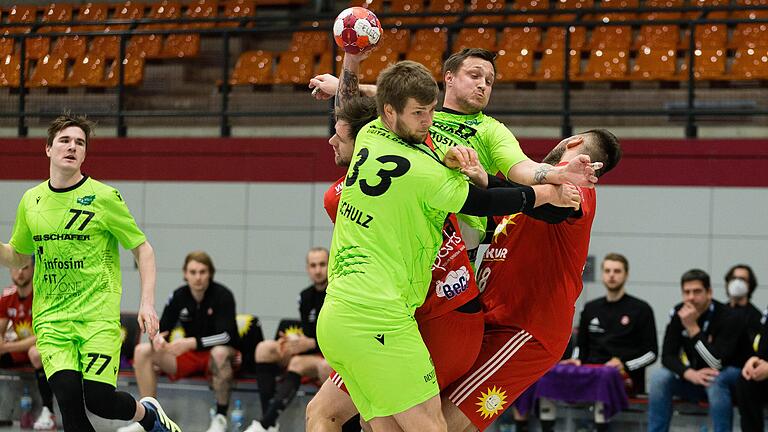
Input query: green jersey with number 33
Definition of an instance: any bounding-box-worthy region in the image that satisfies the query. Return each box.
[328,118,469,317]
[10,176,146,327]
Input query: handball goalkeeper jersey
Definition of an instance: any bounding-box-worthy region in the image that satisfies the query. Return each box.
[9,176,146,326]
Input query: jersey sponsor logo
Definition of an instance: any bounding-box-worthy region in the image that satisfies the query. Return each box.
[332,246,369,277]
[423,367,436,383]
[179,307,190,321]
[35,196,41,204]
[76,195,96,206]
[113,190,123,201]
[483,247,508,262]
[432,224,464,272]
[476,386,507,420]
[431,120,478,142]
[334,182,344,196]
[43,257,84,271]
[435,266,470,300]
[33,233,91,242]
[589,317,605,333]
[374,333,385,345]
[7,307,17,318]
[338,201,373,229]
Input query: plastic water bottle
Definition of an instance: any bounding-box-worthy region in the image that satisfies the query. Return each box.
[229,399,244,432]
[20,386,33,429]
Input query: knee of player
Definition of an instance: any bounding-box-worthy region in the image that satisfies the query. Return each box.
[209,345,232,364]
[255,340,279,362]
[132,342,153,360]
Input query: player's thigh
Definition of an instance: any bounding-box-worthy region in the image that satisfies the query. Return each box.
[419,308,484,390]
[306,378,359,424]
[443,327,557,431]
[34,321,80,379]
[77,320,122,386]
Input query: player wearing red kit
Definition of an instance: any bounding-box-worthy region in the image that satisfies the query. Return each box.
[442,130,622,431]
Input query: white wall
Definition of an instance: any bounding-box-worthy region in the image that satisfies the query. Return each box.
[1,181,766,340]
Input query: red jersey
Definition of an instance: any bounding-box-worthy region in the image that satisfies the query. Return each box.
[479,186,596,357]
[0,286,34,340]
[323,178,478,321]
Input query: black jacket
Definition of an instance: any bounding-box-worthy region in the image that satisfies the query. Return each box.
[159,281,240,351]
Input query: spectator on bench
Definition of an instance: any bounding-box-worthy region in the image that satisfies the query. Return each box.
[1,262,57,430]
[118,251,240,432]
[531,253,657,432]
[723,264,763,375]
[246,247,331,432]
[736,304,768,431]
[648,269,744,432]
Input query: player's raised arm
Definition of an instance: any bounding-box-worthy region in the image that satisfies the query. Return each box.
[507,136,602,187]
[132,240,159,337]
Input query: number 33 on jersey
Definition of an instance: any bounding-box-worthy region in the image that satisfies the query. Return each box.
[9,176,146,326]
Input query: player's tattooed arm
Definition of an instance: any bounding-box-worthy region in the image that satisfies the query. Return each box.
[335,67,360,111]
[533,164,555,184]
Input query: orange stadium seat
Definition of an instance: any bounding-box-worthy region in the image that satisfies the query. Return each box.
[495,47,534,81]
[630,45,677,80]
[360,50,398,83]
[533,48,580,80]
[28,54,67,87]
[412,28,448,52]
[499,26,541,51]
[426,0,464,25]
[103,53,145,86]
[230,49,273,84]
[4,5,46,59]
[728,46,768,80]
[509,0,548,25]
[49,2,89,61]
[132,1,182,59]
[274,50,314,84]
[220,0,256,27]
[91,1,144,58]
[466,0,506,24]
[0,54,22,87]
[730,10,768,49]
[65,54,108,86]
[354,0,384,12]
[634,21,681,49]
[455,27,497,51]
[578,48,628,81]
[678,48,727,80]
[406,48,444,80]
[589,26,632,50]
[315,51,342,76]
[290,26,331,55]
[378,28,410,53]
[541,26,586,51]
[595,0,638,22]
[384,0,424,25]
[161,0,218,58]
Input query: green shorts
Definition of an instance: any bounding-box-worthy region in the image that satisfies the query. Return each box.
[317,296,439,421]
[35,320,122,387]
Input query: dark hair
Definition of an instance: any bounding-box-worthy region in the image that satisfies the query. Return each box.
[183,251,215,279]
[335,96,377,141]
[376,60,438,116]
[602,252,629,273]
[443,48,497,76]
[681,269,711,290]
[47,111,94,148]
[581,129,622,177]
[724,264,758,298]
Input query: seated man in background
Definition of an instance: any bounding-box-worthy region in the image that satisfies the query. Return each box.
[647,269,744,432]
[1,261,57,430]
[527,253,658,431]
[736,304,768,431]
[723,264,763,375]
[118,251,240,432]
[245,247,331,432]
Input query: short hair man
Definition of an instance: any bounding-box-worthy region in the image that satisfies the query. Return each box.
[647,269,745,432]
[244,247,332,432]
[119,251,239,432]
[0,261,58,429]
[0,113,179,432]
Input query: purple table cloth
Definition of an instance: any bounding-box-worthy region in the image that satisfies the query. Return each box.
[512,364,629,418]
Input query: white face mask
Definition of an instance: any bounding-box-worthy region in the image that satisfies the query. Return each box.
[727,278,749,298]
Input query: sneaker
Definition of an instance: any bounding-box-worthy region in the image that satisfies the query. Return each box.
[243,420,279,432]
[33,407,56,431]
[205,414,227,432]
[139,397,182,432]
[116,423,145,432]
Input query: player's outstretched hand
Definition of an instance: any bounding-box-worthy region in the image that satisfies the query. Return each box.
[309,74,339,100]
[138,302,159,338]
[553,183,581,209]
[561,154,602,188]
[444,146,478,171]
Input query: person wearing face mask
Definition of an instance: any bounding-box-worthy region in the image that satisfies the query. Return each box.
[723,265,763,371]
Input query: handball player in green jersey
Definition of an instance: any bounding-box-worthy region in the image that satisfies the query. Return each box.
[0,113,181,432]
[315,61,581,432]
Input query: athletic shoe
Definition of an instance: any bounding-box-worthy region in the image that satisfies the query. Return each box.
[205,414,227,432]
[116,423,144,432]
[139,397,182,432]
[32,406,56,431]
[243,420,279,432]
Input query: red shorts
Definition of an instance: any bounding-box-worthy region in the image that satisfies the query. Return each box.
[443,327,559,431]
[168,350,211,381]
[330,308,484,392]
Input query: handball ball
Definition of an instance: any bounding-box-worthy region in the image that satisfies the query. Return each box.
[333,7,382,54]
